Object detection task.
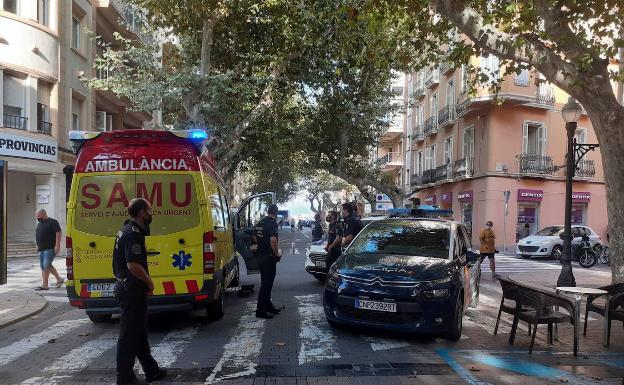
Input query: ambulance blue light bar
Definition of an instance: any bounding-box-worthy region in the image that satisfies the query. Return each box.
[171,129,209,140]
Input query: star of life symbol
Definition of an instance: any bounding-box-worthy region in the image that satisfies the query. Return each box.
[172,251,192,271]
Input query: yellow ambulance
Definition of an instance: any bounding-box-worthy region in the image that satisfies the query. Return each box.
[66,130,273,322]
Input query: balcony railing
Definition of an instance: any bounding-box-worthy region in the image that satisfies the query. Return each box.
[425,69,440,88]
[410,173,423,187]
[412,126,424,142]
[424,116,438,136]
[38,121,52,135]
[3,114,28,130]
[574,159,596,178]
[422,169,436,184]
[437,105,455,128]
[453,157,474,178]
[111,0,154,45]
[518,154,556,175]
[434,164,452,182]
[413,87,425,99]
[536,85,556,106]
[375,152,402,168]
[439,62,453,75]
[455,98,472,117]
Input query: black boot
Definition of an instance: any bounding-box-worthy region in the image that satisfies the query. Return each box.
[145,368,167,383]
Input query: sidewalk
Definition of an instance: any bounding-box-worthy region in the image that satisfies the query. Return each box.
[0,290,47,329]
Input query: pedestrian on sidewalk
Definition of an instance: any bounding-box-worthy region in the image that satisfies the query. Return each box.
[479,220,497,279]
[253,204,283,319]
[312,213,324,242]
[112,198,167,385]
[35,209,64,291]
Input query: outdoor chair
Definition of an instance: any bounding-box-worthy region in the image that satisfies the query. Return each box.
[494,277,532,337]
[584,282,624,346]
[510,284,578,355]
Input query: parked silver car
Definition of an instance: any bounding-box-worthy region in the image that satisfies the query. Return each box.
[516,225,602,259]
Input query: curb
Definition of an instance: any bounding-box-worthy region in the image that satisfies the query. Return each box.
[0,290,48,329]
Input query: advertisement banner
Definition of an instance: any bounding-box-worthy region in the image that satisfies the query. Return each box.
[424,195,437,205]
[457,190,473,202]
[441,192,452,204]
[572,192,591,203]
[517,189,543,202]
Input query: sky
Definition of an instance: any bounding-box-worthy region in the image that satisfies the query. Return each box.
[279,191,314,219]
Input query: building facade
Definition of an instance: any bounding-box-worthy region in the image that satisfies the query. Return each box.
[0,0,155,246]
[404,58,608,249]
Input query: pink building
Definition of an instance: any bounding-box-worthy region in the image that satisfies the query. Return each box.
[406,61,607,250]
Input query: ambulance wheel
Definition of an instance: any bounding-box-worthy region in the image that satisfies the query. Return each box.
[206,283,225,321]
[228,260,240,288]
[87,313,112,323]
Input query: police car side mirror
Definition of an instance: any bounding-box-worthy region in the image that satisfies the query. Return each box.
[466,250,480,263]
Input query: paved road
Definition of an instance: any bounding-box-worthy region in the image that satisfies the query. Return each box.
[0,229,621,385]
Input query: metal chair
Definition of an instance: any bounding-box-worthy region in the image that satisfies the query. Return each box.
[494,277,531,337]
[584,283,624,346]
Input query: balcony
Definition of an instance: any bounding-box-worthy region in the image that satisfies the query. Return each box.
[425,69,440,88]
[3,114,28,130]
[413,87,425,99]
[455,98,472,118]
[380,123,403,141]
[375,152,403,171]
[518,154,556,176]
[412,126,424,143]
[424,116,438,136]
[98,0,154,46]
[453,158,474,178]
[439,62,454,75]
[574,159,596,179]
[38,121,52,135]
[535,85,556,107]
[410,174,423,187]
[434,164,452,182]
[437,105,455,128]
[422,169,436,184]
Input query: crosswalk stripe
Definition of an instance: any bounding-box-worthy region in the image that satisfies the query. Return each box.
[136,327,199,373]
[362,335,411,351]
[205,303,265,384]
[296,294,340,364]
[44,333,117,372]
[0,319,90,367]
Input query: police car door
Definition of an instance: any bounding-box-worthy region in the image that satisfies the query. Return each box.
[460,225,480,308]
[233,192,276,274]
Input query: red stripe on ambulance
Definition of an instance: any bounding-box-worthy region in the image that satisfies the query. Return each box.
[185,280,199,293]
[162,281,176,295]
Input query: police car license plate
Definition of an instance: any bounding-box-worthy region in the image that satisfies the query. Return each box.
[315,261,326,268]
[87,283,113,296]
[355,299,397,312]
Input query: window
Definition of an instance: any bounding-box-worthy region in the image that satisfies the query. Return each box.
[516,69,530,86]
[407,106,413,134]
[446,79,455,108]
[3,74,25,128]
[96,111,108,131]
[425,145,436,170]
[443,137,453,164]
[575,128,587,145]
[522,122,547,155]
[460,65,468,93]
[72,97,82,130]
[3,0,17,14]
[414,151,424,175]
[430,92,438,118]
[37,103,50,133]
[72,17,81,50]
[481,55,500,79]
[72,114,80,130]
[462,127,474,159]
[37,0,49,26]
[211,194,226,230]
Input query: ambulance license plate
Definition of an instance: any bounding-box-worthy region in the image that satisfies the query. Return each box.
[88,282,113,296]
[355,299,397,312]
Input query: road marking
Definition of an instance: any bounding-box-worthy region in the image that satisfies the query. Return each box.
[44,332,117,372]
[436,349,492,385]
[0,318,90,367]
[0,307,16,316]
[296,294,340,364]
[136,327,199,373]
[205,303,265,384]
[43,295,69,303]
[21,375,71,384]
[362,336,411,351]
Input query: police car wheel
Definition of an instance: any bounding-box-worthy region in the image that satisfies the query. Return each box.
[445,295,463,341]
[87,313,112,323]
[206,283,225,321]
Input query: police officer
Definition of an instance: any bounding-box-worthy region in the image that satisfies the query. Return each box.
[325,211,343,271]
[341,202,363,247]
[113,198,167,385]
[254,204,282,319]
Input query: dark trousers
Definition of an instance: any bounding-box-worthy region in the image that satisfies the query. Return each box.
[256,255,277,314]
[115,285,158,384]
[326,248,342,273]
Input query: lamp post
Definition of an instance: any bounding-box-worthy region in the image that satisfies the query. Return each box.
[556,98,598,287]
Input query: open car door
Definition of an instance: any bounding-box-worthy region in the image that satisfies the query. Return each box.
[233,192,276,274]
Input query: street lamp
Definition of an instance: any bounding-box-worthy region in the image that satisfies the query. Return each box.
[557,98,598,287]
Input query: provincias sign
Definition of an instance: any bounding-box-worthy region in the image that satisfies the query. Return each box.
[0,132,58,162]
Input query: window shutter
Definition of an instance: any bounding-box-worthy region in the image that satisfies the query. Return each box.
[538,124,547,156]
[522,123,529,154]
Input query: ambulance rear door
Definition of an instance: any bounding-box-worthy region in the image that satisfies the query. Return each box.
[233,192,276,274]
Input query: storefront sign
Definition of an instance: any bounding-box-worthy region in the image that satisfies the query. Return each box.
[457,190,473,202]
[518,189,543,202]
[572,192,591,203]
[441,192,452,203]
[424,195,436,205]
[0,133,57,162]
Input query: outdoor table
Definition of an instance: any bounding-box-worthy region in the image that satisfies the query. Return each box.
[556,286,609,350]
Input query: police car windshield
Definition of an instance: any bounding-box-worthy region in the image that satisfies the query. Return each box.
[345,220,450,259]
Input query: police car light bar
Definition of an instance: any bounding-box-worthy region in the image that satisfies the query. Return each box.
[68,131,102,154]
[171,129,209,140]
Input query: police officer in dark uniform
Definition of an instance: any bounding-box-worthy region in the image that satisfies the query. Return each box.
[311,213,324,242]
[113,198,167,385]
[254,204,282,319]
[324,211,343,271]
[340,202,363,247]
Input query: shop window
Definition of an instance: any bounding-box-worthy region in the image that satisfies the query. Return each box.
[571,204,586,225]
[517,204,539,240]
